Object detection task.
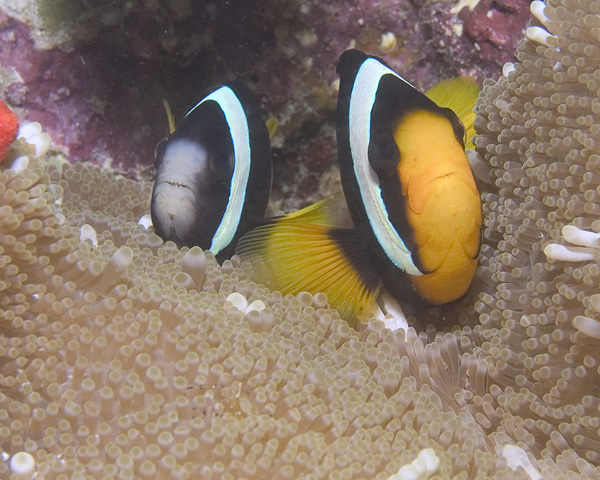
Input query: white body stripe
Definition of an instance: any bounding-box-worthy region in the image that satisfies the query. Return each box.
[348,58,422,275]
[188,86,251,255]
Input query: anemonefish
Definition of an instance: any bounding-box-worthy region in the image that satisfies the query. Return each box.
[336,49,482,305]
[151,82,272,260]
[237,50,482,324]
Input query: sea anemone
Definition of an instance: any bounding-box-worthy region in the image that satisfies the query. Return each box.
[0,156,509,479]
[472,0,600,470]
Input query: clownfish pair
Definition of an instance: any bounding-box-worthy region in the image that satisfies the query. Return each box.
[151,49,482,324]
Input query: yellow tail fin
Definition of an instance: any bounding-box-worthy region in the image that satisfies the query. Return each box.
[237,201,379,328]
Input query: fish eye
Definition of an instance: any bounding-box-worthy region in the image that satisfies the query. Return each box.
[368,137,400,177]
[209,151,234,181]
[154,137,168,166]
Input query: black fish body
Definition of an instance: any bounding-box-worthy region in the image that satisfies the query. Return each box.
[151,83,272,260]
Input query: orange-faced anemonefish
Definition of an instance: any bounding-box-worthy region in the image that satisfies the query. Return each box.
[151,82,272,261]
[236,49,482,325]
[336,49,482,307]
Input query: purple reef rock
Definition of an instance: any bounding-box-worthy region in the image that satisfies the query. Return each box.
[421,0,531,83]
[0,0,532,207]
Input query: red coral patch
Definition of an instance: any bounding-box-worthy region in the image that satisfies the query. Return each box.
[0,99,18,160]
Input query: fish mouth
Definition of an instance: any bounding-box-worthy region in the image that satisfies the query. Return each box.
[432,171,456,182]
[151,181,197,245]
[152,180,196,207]
[162,179,193,189]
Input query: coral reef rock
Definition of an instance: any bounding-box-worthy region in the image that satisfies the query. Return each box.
[0,0,531,209]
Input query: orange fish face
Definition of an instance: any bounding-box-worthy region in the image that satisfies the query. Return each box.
[395,110,482,303]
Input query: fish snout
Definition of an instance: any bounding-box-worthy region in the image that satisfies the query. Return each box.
[151,181,198,243]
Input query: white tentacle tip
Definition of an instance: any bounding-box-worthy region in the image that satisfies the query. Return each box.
[246,300,266,314]
[543,243,595,262]
[544,225,600,262]
[502,62,516,77]
[80,224,99,247]
[18,122,51,157]
[9,451,36,475]
[562,225,600,248]
[526,26,554,47]
[502,445,542,480]
[138,214,152,229]
[530,1,550,28]
[381,293,409,333]
[9,155,29,174]
[225,292,248,313]
[388,448,440,480]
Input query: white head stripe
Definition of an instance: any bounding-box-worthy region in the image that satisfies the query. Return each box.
[190,86,251,255]
[348,58,422,275]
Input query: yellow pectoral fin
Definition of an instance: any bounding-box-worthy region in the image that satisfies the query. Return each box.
[236,221,380,326]
[409,201,479,304]
[163,99,175,134]
[409,205,455,274]
[410,176,481,263]
[455,201,483,260]
[266,116,278,140]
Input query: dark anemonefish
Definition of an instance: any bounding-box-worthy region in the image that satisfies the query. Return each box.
[237,50,481,325]
[151,83,272,260]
